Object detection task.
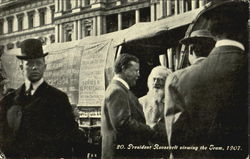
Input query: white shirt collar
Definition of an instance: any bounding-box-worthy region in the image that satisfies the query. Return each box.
[215,39,245,51]
[192,57,207,65]
[25,78,44,95]
[113,75,130,90]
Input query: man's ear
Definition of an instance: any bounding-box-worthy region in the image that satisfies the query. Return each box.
[19,64,23,70]
[121,65,126,73]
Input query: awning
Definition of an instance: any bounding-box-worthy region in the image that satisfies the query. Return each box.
[115,6,206,49]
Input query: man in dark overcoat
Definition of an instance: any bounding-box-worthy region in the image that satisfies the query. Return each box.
[0,39,86,158]
[164,2,248,159]
[101,54,157,159]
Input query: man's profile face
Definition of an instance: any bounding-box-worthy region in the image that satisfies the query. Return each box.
[123,61,140,87]
[20,57,46,83]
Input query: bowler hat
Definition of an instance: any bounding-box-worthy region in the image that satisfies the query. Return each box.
[16,39,48,60]
[180,30,215,45]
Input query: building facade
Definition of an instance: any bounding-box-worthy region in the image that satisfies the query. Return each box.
[0,0,55,54]
[0,0,211,53]
[53,0,210,43]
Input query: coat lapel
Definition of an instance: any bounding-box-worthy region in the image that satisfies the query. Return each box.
[112,80,145,119]
[14,84,26,105]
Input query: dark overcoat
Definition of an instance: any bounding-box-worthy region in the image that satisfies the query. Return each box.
[101,80,155,159]
[164,45,248,159]
[0,82,85,158]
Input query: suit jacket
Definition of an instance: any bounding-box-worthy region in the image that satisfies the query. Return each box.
[0,82,85,158]
[165,46,248,159]
[101,80,155,159]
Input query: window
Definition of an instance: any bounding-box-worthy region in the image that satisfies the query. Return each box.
[83,19,92,37]
[65,29,72,41]
[106,14,118,33]
[17,14,24,31]
[122,11,135,29]
[85,25,91,36]
[63,23,73,42]
[0,20,3,35]
[7,17,13,33]
[85,0,90,6]
[28,11,34,29]
[39,10,45,26]
[65,0,72,10]
[140,7,150,22]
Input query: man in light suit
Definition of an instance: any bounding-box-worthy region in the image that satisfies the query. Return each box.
[0,39,87,158]
[101,53,156,159]
[164,2,248,159]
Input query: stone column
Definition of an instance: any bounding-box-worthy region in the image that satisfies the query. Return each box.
[46,6,52,24]
[166,0,172,16]
[199,0,205,7]
[78,0,82,7]
[192,0,197,10]
[175,0,179,15]
[23,12,28,30]
[13,16,18,32]
[118,13,122,31]
[97,16,102,35]
[156,2,161,19]
[55,24,59,43]
[92,16,97,36]
[3,18,8,34]
[59,0,63,12]
[78,19,82,39]
[135,9,140,23]
[34,10,40,27]
[179,0,185,13]
[63,0,67,11]
[71,0,77,9]
[73,20,78,40]
[150,3,156,22]
[55,0,59,12]
[82,0,86,7]
[59,24,63,42]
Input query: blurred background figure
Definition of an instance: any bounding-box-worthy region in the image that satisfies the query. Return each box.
[139,66,172,128]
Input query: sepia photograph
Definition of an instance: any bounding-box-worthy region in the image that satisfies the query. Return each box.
[0,0,248,159]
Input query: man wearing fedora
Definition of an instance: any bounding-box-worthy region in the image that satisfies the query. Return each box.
[164,1,248,159]
[164,29,215,158]
[0,39,86,158]
[179,29,215,66]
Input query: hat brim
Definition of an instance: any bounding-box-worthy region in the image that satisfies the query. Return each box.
[180,37,215,45]
[16,52,48,60]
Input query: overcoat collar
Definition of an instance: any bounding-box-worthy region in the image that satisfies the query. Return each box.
[210,45,245,55]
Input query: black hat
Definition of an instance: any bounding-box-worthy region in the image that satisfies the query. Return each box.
[180,29,215,45]
[16,39,48,60]
[202,1,248,37]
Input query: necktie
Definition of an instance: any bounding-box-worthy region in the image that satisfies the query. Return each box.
[25,84,33,97]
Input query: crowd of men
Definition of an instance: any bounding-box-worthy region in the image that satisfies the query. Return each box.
[0,1,248,159]
[101,1,248,159]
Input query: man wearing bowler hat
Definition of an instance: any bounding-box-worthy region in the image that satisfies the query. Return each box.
[0,39,85,158]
